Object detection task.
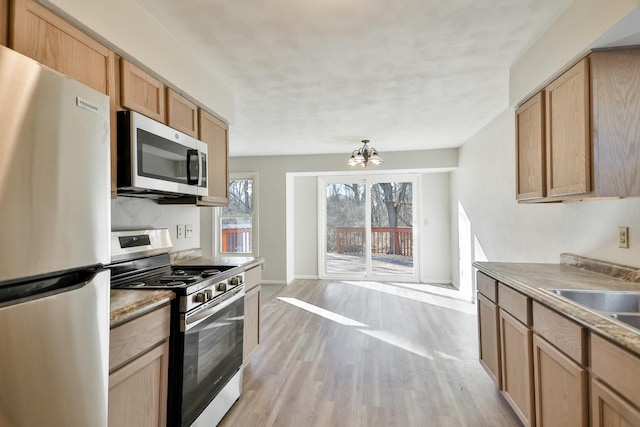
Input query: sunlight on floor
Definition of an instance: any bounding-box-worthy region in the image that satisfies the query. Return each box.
[277,296,463,361]
[277,297,368,327]
[341,281,477,315]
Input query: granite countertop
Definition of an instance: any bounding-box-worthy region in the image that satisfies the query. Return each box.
[110,289,175,327]
[474,261,640,357]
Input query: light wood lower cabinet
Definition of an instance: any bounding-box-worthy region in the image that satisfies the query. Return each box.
[243,265,262,365]
[592,378,640,427]
[591,333,640,426]
[109,305,170,427]
[532,334,588,427]
[500,310,534,427]
[477,293,501,388]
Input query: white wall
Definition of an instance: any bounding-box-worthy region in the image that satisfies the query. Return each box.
[450,108,640,288]
[111,198,200,253]
[420,173,451,283]
[293,176,318,278]
[231,149,457,284]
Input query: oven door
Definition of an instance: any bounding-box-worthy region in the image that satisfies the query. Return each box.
[179,286,244,426]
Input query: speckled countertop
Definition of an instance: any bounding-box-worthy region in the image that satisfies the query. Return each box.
[474,261,640,357]
[110,289,175,327]
[172,256,264,271]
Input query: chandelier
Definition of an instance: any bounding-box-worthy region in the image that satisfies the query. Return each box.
[347,139,383,167]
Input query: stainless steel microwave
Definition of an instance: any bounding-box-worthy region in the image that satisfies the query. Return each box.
[116,111,208,198]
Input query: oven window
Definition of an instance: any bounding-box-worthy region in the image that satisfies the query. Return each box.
[137,128,190,184]
[181,295,244,425]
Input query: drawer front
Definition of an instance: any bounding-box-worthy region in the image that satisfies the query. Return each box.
[533,301,585,365]
[592,333,640,408]
[109,304,170,372]
[245,265,262,292]
[499,283,531,326]
[477,271,497,302]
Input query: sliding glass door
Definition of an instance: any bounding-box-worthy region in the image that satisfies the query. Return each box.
[320,175,418,282]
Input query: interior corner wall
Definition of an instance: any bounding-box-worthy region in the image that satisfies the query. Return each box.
[419,173,451,284]
[510,0,640,105]
[293,176,319,279]
[449,108,640,288]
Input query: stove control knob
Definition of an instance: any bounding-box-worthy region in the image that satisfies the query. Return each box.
[217,282,227,292]
[204,289,214,300]
[230,276,241,286]
[195,292,206,303]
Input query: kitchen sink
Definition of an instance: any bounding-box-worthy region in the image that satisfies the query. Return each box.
[550,289,640,313]
[610,313,640,330]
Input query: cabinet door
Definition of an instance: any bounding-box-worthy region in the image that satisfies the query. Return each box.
[544,58,591,197]
[108,341,169,427]
[1,0,7,46]
[167,88,198,137]
[120,59,165,122]
[198,109,229,205]
[10,0,115,95]
[533,334,588,427]
[591,48,640,197]
[478,293,501,389]
[516,92,546,200]
[500,310,534,427]
[592,378,640,427]
[243,284,261,365]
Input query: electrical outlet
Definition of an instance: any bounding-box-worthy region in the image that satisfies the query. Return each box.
[177,224,185,239]
[185,224,193,238]
[619,226,629,248]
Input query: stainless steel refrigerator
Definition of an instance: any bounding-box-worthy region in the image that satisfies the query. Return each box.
[0,45,111,427]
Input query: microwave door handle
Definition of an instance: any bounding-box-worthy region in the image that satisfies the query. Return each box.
[186,149,199,185]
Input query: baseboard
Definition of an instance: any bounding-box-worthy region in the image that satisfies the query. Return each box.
[294,275,319,280]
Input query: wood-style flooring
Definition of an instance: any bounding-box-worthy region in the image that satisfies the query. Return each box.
[220,279,520,427]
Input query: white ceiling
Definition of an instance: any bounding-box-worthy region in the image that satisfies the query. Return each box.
[134,0,571,157]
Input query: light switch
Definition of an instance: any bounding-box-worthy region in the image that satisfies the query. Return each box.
[185,224,193,238]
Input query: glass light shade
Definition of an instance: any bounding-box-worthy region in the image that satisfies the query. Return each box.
[368,152,383,164]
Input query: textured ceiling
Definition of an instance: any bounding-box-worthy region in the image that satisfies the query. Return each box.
[134,0,571,157]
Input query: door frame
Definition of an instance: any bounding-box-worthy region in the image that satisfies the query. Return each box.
[318,173,420,282]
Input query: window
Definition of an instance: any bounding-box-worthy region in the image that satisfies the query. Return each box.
[218,176,256,255]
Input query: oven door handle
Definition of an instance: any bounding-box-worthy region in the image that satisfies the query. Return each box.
[183,286,244,332]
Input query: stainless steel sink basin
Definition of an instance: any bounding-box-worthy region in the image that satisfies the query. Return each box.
[550,289,640,313]
[610,313,640,330]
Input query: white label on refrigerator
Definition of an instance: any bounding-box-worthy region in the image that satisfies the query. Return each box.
[76,97,100,114]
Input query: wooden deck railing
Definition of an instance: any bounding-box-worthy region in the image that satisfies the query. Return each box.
[335,227,412,256]
[222,228,252,253]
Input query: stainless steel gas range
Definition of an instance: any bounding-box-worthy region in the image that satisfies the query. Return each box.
[108,229,244,427]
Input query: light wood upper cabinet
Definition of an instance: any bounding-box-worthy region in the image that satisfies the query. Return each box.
[517,48,640,202]
[10,0,115,96]
[198,108,229,205]
[167,88,198,138]
[1,0,8,46]
[591,48,640,197]
[516,92,546,200]
[120,59,165,122]
[544,57,591,198]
